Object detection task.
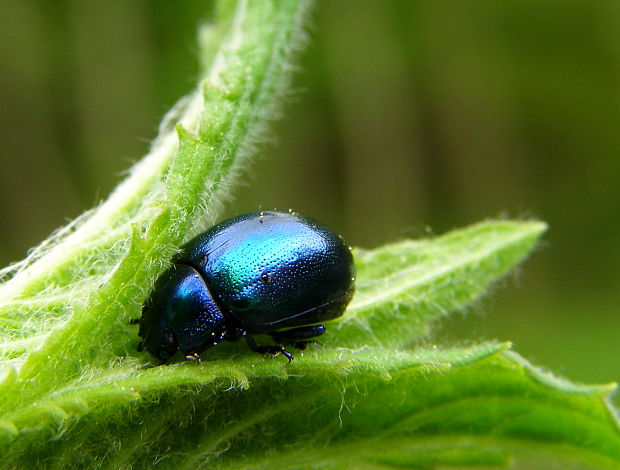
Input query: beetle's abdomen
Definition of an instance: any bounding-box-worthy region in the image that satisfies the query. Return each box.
[180,212,355,333]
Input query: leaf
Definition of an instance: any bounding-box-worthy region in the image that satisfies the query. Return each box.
[1,343,619,469]
[329,220,547,348]
[1,1,619,469]
[1,217,619,469]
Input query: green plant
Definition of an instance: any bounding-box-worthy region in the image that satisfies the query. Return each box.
[0,1,618,468]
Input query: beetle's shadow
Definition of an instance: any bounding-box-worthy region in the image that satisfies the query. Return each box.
[130,339,250,366]
[131,335,312,367]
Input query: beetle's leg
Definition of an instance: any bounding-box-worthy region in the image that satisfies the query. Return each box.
[245,335,294,362]
[269,325,326,349]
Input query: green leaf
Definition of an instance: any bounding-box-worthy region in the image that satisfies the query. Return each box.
[1,342,619,469]
[329,220,547,348]
[1,1,619,469]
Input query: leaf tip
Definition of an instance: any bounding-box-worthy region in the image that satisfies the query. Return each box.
[524,219,549,238]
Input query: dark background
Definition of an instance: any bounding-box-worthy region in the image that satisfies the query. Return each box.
[1,1,619,385]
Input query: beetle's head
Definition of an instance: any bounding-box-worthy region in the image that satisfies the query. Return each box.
[138,264,227,363]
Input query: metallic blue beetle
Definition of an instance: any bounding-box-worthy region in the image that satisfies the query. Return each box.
[137,211,355,363]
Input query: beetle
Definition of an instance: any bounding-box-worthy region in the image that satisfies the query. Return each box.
[136,210,355,363]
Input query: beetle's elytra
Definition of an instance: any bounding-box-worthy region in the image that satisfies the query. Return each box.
[136,211,355,363]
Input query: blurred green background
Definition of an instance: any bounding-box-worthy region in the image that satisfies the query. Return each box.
[1,1,619,386]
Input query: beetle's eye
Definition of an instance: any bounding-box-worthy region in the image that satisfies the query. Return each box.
[261,273,271,283]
